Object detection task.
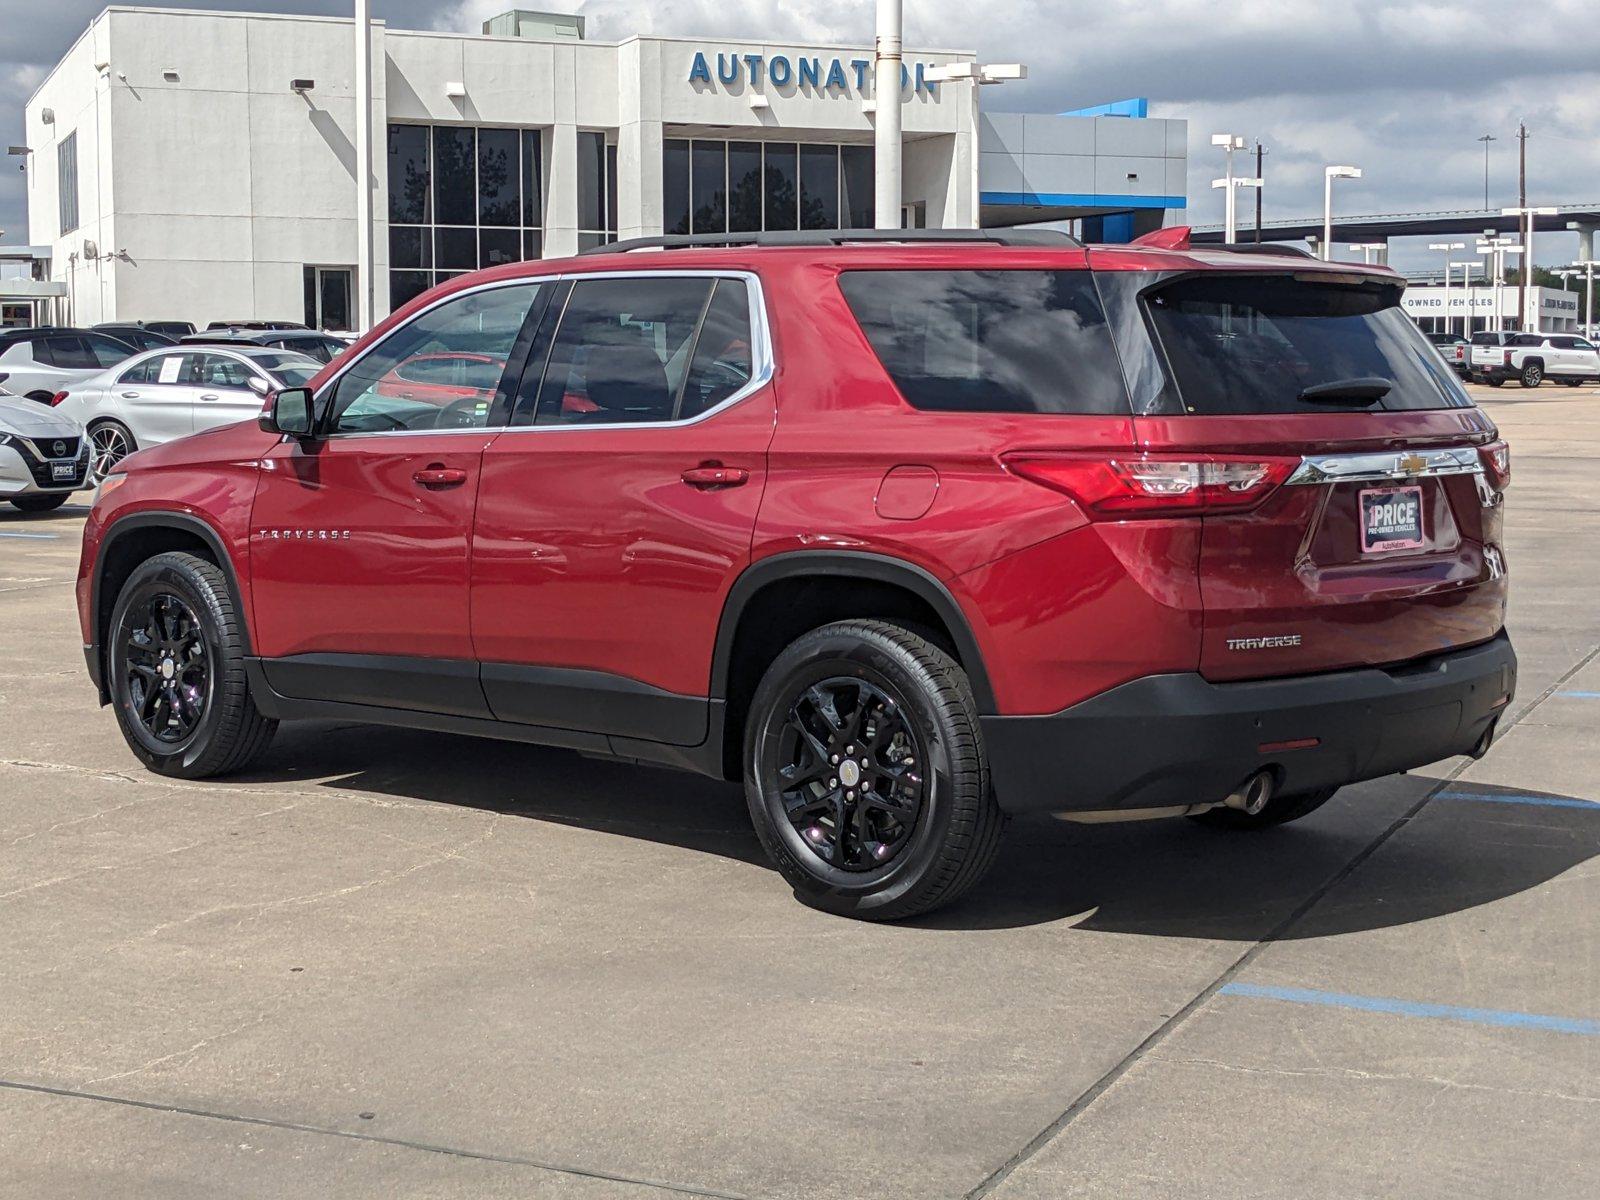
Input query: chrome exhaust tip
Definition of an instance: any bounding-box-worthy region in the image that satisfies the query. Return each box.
[1223,771,1274,816]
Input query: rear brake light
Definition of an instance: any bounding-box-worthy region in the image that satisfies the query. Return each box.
[49,391,69,407]
[1503,350,1514,366]
[1478,440,1511,490]
[1003,454,1297,518]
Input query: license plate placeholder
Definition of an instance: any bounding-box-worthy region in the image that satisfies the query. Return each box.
[50,462,76,482]
[1360,484,1424,553]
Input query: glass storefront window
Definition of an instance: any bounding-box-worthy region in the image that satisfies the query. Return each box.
[387,123,547,312]
[663,139,869,236]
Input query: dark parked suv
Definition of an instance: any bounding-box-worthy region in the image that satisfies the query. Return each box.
[77,228,1515,920]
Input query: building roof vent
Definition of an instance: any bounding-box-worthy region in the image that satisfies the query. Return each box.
[481,10,585,41]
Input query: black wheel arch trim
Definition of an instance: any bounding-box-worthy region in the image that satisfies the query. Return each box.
[90,511,251,706]
[709,550,996,713]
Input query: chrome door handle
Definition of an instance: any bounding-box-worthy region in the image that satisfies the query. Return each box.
[200,393,220,401]
[121,391,140,398]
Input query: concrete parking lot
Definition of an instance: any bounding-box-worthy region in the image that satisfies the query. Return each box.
[1,383,1595,1200]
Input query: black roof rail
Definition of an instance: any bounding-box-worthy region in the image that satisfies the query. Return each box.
[1202,242,1316,260]
[585,227,1081,255]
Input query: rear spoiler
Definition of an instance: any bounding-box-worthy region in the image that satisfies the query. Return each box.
[1130,226,1313,259]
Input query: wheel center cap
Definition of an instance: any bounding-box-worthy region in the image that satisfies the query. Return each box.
[160,659,176,680]
[839,759,862,788]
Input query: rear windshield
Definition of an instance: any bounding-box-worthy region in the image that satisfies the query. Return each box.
[1145,274,1471,414]
[838,270,1130,415]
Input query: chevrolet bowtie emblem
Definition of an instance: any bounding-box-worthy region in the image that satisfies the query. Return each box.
[1397,452,1427,475]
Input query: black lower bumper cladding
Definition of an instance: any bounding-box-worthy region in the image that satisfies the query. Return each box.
[982,632,1516,813]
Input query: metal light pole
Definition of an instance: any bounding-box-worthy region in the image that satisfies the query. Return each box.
[1568,259,1598,334]
[1477,237,1517,332]
[1450,261,1481,337]
[1502,205,1557,329]
[1349,242,1386,265]
[1322,165,1361,260]
[1428,242,1464,336]
[1477,133,1495,210]
[873,0,902,229]
[354,0,374,330]
[1211,134,1245,242]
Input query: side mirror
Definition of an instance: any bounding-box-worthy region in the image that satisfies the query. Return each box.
[258,387,317,438]
[246,375,270,396]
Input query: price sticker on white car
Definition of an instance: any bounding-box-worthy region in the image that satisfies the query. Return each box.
[51,462,76,481]
[1360,485,1424,553]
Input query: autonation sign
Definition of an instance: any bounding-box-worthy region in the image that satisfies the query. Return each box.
[689,51,941,94]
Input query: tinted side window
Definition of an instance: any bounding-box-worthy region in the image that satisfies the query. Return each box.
[195,354,255,389]
[531,276,717,426]
[838,270,1129,414]
[41,336,97,369]
[83,334,136,367]
[1549,337,1577,350]
[119,358,159,385]
[679,279,754,419]
[326,283,540,434]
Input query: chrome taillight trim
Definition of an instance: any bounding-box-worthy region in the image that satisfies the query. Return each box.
[1284,446,1483,486]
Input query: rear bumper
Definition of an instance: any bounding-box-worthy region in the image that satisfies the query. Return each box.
[981,632,1516,814]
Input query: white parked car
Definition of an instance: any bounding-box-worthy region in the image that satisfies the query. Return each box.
[53,344,323,477]
[0,385,91,512]
[0,327,139,402]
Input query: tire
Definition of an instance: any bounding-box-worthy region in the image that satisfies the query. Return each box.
[1519,361,1543,388]
[1189,786,1339,831]
[743,619,1006,921]
[25,391,54,404]
[1483,378,1503,388]
[8,493,70,512]
[107,551,276,779]
[1563,378,1583,387]
[88,419,137,479]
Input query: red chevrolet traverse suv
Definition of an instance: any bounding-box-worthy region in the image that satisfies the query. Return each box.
[77,228,1515,920]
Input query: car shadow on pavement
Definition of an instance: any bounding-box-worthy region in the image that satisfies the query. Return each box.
[244,723,1596,938]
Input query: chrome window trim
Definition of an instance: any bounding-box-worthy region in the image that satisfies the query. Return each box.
[312,269,774,441]
[1284,446,1483,486]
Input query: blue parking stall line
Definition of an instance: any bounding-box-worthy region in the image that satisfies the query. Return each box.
[0,531,59,540]
[1219,983,1600,1036]
[1435,790,1600,810]
[1556,690,1600,699]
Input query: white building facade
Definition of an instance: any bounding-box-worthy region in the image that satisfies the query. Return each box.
[23,6,1188,329]
[1402,285,1582,334]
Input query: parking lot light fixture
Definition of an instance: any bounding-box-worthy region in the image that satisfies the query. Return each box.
[1502,205,1558,329]
[1211,134,1247,242]
[1429,242,1465,335]
[1322,165,1362,260]
[1349,242,1386,265]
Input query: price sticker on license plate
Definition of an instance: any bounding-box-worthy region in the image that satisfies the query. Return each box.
[1360,484,1424,553]
[50,462,76,482]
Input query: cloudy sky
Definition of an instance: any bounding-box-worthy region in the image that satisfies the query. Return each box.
[4,0,1597,269]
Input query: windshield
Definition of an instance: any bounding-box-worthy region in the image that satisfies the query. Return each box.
[1144,274,1471,414]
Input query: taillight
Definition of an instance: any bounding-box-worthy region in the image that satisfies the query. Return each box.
[49,391,69,407]
[1478,440,1511,490]
[1503,350,1514,366]
[1003,453,1297,518]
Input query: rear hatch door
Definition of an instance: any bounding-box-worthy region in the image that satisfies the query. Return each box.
[1135,268,1507,681]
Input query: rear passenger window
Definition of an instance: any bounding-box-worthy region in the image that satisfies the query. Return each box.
[531,276,755,426]
[838,270,1129,414]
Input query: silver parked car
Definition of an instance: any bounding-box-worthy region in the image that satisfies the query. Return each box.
[0,327,139,403]
[0,385,91,512]
[52,345,323,477]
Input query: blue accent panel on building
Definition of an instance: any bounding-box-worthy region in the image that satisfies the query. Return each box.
[979,191,1186,210]
[1059,98,1149,119]
[1101,213,1135,242]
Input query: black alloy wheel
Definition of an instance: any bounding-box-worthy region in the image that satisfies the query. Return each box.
[122,591,212,750]
[108,551,276,777]
[1519,362,1543,388]
[746,620,1006,921]
[771,676,925,872]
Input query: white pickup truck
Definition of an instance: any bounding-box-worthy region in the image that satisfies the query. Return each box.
[1470,331,1600,388]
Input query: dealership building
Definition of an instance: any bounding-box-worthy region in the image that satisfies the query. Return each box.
[19,5,1189,331]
